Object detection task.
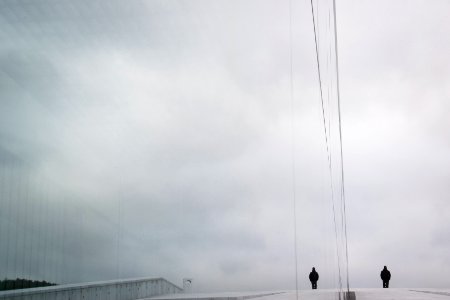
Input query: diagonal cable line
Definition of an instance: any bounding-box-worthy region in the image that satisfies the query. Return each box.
[310,0,352,294]
[332,0,351,292]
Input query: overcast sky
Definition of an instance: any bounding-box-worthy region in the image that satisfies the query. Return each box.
[0,0,450,292]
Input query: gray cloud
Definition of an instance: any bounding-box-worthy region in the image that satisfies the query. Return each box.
[0,0,450,293]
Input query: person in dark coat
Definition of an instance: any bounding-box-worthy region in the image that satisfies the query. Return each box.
[380,266,391,288]
[309,267,319,289]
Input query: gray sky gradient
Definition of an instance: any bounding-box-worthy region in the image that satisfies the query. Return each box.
[1,0,450,292]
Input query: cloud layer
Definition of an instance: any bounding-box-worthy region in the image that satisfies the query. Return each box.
[0,0,449,292]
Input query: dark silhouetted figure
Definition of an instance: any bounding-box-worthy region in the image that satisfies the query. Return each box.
[309,267,319,289]
[380,266,391,288]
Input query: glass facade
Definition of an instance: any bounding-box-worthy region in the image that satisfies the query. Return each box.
[0,0,349,296]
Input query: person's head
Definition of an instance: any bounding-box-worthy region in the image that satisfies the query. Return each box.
[312,267,315,271]
[383,266,387,270]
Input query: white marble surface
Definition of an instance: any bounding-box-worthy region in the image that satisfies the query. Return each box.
[146,289,450,300]
[149,291,285,300]
[355,289,450,300]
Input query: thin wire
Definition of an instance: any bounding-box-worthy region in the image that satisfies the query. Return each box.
[43,179,50,281]
[4,167,12,280]
[289,1,299,299]
[79,203,85,282]
[332,0,350,292]
[0,165,5,280]
[13,169,21,284]
[310,0,344,293]
[116,194,122,280]
[22,173,30,281]
[62,195,68,284]
[36,175,45,280]
[58,193,65,284]
[28,176,35,283]
[309,0,332,174]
